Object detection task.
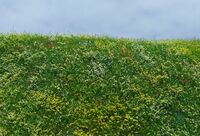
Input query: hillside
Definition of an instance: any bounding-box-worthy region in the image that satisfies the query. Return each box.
[0,34,200,135]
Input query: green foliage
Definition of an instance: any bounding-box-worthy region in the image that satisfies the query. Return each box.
[0,34,200,135]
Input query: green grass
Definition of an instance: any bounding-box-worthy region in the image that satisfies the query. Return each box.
[0,34,200,135]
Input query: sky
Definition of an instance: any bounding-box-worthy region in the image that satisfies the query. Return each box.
[0,0,200,39]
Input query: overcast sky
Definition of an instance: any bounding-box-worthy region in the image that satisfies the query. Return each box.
[0,0,200,39]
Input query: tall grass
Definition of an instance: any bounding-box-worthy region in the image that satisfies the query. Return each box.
[0,34,200,135]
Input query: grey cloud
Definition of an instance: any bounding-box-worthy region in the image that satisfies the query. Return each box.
[0,0,200,39]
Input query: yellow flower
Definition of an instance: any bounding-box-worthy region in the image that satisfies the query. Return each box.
[30,91,63,112]
[178,47,190,55]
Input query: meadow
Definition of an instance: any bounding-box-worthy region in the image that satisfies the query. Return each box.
[0,34,200,135]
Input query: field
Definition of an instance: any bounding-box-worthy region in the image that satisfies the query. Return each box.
[0,34,200,135]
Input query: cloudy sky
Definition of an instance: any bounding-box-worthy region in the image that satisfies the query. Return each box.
[0,0,200,39]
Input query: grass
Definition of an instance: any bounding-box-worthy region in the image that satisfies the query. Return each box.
[0,34,200,135]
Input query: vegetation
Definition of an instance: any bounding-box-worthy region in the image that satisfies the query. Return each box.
[0,34,200,135]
